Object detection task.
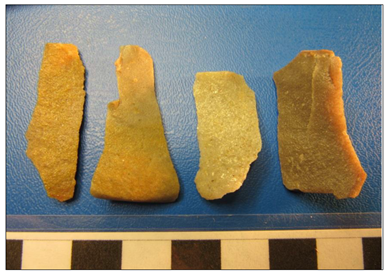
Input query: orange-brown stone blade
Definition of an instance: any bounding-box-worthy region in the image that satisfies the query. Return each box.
[273,50,367,199]
[90,45,180,202]
[25,43,85,201]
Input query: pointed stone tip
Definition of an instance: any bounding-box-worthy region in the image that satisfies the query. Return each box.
[119,45,151,58]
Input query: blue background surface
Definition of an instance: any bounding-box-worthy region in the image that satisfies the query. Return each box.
[6,5,381,231]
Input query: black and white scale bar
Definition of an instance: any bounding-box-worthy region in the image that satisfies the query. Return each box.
[6,237,382,270]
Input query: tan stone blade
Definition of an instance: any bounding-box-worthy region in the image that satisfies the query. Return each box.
[25,43,86,202]
[90,45,180,203]
[193,71,262,200]
[273,50,367,199]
